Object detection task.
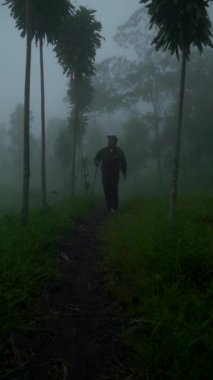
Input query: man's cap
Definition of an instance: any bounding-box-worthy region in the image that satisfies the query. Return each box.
[107,135,118,143]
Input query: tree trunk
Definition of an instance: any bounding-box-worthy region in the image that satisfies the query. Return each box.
[39,37,47,210]
[21,0,32,225]
[169,51,187,223]
[153,111,162,189]
[71,76,80,195]
[78,112,83,191]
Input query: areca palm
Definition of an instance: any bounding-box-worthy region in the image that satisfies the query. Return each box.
[4,0,73,218]
[54,6,102,194]
[140,0,213,222]
[34,0,73,210]
[5,0,33,223]
[67,75,94,187]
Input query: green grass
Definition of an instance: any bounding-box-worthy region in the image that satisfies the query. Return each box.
[0,197,90,355]
[0,184,69,213]
[103,196,213,380]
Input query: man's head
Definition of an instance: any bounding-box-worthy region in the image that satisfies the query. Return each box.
[107,135,118,147]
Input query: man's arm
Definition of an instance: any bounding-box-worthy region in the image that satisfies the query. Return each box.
[119,149,127,179]
[94,148,104,167]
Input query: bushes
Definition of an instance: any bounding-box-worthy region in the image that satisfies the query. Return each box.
[103,197,213,379]
[0,198,89,354]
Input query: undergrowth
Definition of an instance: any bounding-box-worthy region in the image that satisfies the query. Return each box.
[103,196,213,380]
[0,197,89,356]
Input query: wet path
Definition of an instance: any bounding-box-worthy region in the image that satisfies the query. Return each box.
[6,208,126,380]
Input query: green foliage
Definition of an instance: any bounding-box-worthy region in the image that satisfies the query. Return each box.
[103,196,213,379]
[4,0,73,44]
[140,0,213,59]
[54,6,102,77]
[67,75,94,113]
[0,197,90,357]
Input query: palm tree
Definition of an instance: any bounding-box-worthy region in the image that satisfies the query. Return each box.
[54,6,102,194]
[5,0,73,214]
[5,0,33,224]
[140,0,213,222]
[33,0,73,210]
[66,75,94,188]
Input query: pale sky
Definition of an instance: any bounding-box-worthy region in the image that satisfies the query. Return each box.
[0,0,140,133]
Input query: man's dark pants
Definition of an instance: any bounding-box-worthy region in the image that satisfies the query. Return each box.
[102,171,119,211]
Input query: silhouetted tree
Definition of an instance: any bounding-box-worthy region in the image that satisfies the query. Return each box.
[55,127,71,189]
[66,75,94,186]
[5,0,33,223]
[141,0,213,222]
[54,6,102,194]
[5,0,73,213]
[33,0,73,210]
[7,103,40,185]
[46,117,68,190]
[0,124,10,182]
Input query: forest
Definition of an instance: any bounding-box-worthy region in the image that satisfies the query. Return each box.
[0,1,212,379]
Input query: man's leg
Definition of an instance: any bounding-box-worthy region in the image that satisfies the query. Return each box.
[102,173,111,210]
[111,174,119,211]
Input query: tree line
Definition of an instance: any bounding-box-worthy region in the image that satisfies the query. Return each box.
[2,0,213,224]
[91,1,213,222]
[4,0,102,224]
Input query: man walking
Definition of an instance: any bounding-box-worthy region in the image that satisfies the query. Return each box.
[94,135,127,212]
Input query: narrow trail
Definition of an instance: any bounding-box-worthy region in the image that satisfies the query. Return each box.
[6,207,127,380]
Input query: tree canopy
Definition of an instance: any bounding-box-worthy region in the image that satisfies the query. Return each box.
[54,6,102,77]
[4,0,74,44]
[140,0,213,58]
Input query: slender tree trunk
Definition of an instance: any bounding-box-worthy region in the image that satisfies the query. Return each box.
[39,37,47,210]
[71,76,80,195]
[80,131,83,191]
[153,110,162,189]
[156,132,162,189]
[63,167,67,190]
[21,0,32,225]
[169,51,187,223]
[78,112,83,191]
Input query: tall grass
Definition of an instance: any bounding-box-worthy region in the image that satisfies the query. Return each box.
[0,184,69,213]
[103,196,213,379]
[0,197,90,355]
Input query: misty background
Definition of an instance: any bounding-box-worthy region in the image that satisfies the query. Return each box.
[0,0,140,129]
[0,0,213,211]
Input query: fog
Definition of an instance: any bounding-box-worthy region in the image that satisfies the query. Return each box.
[0,0,213,211]
[0,0,140,131]
[0,6,212,380]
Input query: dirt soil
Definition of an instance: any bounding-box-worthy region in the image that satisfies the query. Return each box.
[3,207,128,380]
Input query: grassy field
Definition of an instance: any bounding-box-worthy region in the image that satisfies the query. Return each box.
[103,195,213,380]
[0,184,68,213]
[0,197,90,355]
[0,192,212,379]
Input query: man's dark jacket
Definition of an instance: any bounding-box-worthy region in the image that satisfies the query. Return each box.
[94,146,127,178]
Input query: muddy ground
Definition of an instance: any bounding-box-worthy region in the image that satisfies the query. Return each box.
[2,207,129,380]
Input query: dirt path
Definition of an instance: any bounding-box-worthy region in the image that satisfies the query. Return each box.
[5,207,127,380]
